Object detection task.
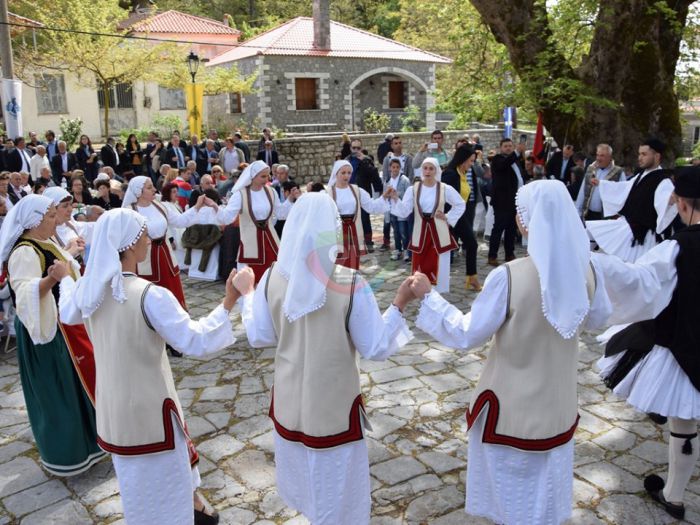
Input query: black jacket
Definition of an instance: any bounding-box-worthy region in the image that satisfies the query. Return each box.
[257,150,279,167]
[50,152,78,185]
[546,151,574,183]
[167,145,188,168]
[441,167,481,208]
[5,148,33,173]
[100,144,119,169]
[345,155,382,196]
[490,153,523,212]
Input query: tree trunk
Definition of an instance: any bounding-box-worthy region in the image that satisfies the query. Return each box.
[469,0,694,166]
[102,83,110,140]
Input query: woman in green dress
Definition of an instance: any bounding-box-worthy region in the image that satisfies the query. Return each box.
[0,195,104,476]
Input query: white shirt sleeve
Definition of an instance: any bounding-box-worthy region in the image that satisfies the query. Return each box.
[58,276,82,325]
[599,177,634,217]
[240,269,278,348]
[391,185,414,219]
[590,240,679,325]
[654,178,677,233]
[585,265,613,330]
[444,185,466,227]
[216,191,243,225]
[348,274,412,360]
[275,193,294,221]
[415,266,508,350]
[359,188,390,214]
[144,284,235,356]
[165,204,201,229]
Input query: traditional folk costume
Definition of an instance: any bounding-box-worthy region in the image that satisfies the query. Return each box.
[161,198,189,270]
[593,167,700,520]
[391,158,465,293]
[122,176,206,309]
[586,141,676,263]
[216,161,291,284]
[408,182,611,525]
[240,193,412,525]
[59,209,236,525]
[44,187,95,272]
[327,160,390,270]
[0,195,104,476]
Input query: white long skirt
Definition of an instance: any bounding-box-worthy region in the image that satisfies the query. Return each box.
[273,429,370,525]
[598,346,700,419]
[466,412,574,525]
[435,251,451,294]
[586,218,657,263]
[112,415,201,525]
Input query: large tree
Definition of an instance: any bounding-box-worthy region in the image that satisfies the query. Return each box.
[468,0,698,164]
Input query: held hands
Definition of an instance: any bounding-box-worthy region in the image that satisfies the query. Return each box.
[203,197,219,212]
[382,187,397,200]
[409,272,432,299]
[232,267,256,297]
[223,269,240,311]
[65,237,86,257]
[47,260,70,282]
[393,272,432,312]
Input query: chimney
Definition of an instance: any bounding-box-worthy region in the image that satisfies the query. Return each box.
[313,0,330,50]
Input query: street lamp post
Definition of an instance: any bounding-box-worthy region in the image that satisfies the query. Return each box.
[186,51,200,138]
[187,51,199,83]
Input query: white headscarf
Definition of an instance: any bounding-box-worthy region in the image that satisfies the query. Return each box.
[515,180,591,339]
[275,192,342,322]
[121,176,149,208]
[43,187,72,205]
[230,160,269,195]
[73,209,147,318]
[327,160,352,188]
[421,157,442,182]
[0,195,53,264]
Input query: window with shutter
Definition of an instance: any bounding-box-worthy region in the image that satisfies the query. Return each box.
[230,93,242,113]
[388,81,407,109]
[295,78,318,110]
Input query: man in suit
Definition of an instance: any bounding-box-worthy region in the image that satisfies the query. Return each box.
[200,139,220,175]
[546,144,575,183]
[44,130,59,162]
[100,137,120,171]
[5,137,33,173]
[167,134,187,169]
[257,140,279,167]
[487,138,524,265]
[188,135,205,174]
[575,144,626,220]
[8,171,27,205]
[233,132,250,163]
[50,141,78,186]
[143,131,159,184]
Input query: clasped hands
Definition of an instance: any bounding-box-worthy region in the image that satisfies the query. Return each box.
[393,272,432,312]
[194,194,220,212]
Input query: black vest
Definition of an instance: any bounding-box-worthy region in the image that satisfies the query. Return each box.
[618,169,669,246]
[605,225,700,391]
[9,238,63,306]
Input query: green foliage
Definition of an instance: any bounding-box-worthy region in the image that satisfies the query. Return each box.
[117,128,149,144]
[59,117,83,149]
[693,140,700,158]
[363,108,390,133]
[400,105,424,132]
[150,114,186,138]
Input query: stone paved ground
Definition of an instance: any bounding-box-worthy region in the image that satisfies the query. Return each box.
[1,234,699,524]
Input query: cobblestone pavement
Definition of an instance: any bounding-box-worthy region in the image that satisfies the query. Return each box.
[0,236,698,524]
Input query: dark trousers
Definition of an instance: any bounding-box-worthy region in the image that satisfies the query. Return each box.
[361,209,373,245]
[274,220,285,239]
[453,201,478,275]
[383,222,391,245]
[488,207,516,259]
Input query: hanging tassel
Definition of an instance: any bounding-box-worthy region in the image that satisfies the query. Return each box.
[671,432,697,456]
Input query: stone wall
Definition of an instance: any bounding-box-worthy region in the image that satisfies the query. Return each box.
[274,129,534,183]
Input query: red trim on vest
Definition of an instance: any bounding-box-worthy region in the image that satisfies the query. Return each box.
[269,392,366,449]
[239,226,278,283]
[97,398,199,466]
[466,390,579,452]
[336,216,365,270]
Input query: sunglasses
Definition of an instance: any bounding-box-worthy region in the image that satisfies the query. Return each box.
[351,146,362,151]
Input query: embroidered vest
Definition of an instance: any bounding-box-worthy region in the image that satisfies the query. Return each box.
[410,181,454,253]
[583,164,624,215]
[619,169,669,245]
[265,264,368,449]
[238,186,280,263]
[330,184,366,253]
[467,257,595,451]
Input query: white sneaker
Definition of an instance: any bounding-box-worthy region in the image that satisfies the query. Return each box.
[390,250,401,261]
[404,252,411,262]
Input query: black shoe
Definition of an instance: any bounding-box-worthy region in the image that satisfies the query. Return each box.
[366,244,375,253]
[648,412,668,425]
[644,474,685,520]
[167,344,183,358]
[194,508,220,525]
[379,243,390,251]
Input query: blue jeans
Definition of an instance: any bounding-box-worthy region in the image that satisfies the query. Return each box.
[390,217,410,252]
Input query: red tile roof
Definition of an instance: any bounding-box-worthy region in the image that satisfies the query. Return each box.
[208,17,450,66]
[8,12,44,29]
[123,10,240,36]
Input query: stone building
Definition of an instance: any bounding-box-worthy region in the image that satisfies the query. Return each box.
[206,10,451,134]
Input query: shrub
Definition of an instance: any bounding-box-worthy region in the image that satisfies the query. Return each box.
[363,108,390,133]
[59,117,83,149]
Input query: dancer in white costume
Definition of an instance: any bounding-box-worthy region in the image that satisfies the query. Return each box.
[586,139,676,263]
[59,208,244,525]
[236,193,413,525]
[399,181,611,525]
[594,166,700,521]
